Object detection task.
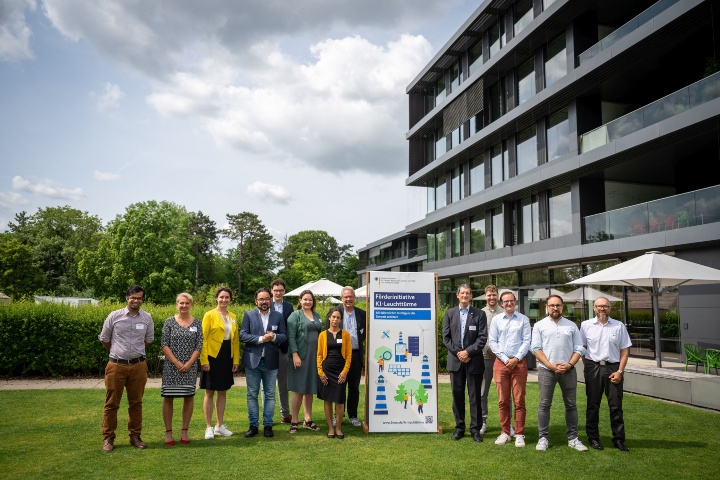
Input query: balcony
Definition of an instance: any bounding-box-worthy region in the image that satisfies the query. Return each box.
[362,246,427,269]
[584,185,720,243]
[577,0,681,65]
[580,71,720,153]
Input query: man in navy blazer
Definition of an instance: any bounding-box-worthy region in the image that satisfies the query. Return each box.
[442,284,488,442]
[240,288,287,438]
[270,278,294,423]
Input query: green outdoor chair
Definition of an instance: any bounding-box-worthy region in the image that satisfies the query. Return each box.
[684,344,706,372]
[705,348,720,375]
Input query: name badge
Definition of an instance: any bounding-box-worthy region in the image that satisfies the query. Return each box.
[271,325,278,331]
[135,324,145,330]
[189,326,197,332]
[469,325,477,331]
[337,339,343,343]
[360,329,364,335]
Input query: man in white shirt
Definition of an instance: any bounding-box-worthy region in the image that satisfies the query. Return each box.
[580,297,632,452]
[531,294,587,452]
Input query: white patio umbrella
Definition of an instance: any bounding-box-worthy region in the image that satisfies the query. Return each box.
[354,285,368,300]
[527,287,565,300]
[285,281,315,296]
[285,278,345,298]
[473,288,516,301]
[563,287,623,303]
[569,251,720,367]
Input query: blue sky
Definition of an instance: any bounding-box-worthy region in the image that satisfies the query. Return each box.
[1,0,479,250]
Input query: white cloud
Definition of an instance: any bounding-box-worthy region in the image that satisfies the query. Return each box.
[0,0,35,61]
[93,170,120,181]
[91,82,124,111]
[246,181,291,204]
[0,191,27,208]
[12,175,85,201]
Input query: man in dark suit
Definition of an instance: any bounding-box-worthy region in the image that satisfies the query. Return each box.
[270,278,294,423]
[442,284,488,442]
[329,286,366,427]
[239,288,287,438]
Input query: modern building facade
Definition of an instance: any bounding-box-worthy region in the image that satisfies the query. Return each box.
[358,0,720,360]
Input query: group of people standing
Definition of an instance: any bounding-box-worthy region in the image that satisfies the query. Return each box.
[98,281,366,451]
[443,284,632,452]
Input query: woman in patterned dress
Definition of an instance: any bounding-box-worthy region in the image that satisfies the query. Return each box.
[161,292,203,445]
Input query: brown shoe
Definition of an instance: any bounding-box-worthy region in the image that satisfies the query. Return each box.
[129,435,146,449]
[281,416,292,424]
[102,438,114,452]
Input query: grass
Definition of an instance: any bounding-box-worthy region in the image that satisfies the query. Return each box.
[1,384,718,480]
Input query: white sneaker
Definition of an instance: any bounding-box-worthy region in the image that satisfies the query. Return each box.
[568,437,588,451]
[510,425,515,437]
[214,424,233,437]
[515,435,525,447]
[204,426,214,439]
[495,433,511,445]
[536,437,549,451]
[479,422,487,435]
[349,417,361,427]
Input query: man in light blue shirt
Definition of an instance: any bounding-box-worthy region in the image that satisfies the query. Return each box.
[531,294,587,452]
[488,291,531,447]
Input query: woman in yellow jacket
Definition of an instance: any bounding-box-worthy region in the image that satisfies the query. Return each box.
[317,306,352,439]
[200,286,240,440]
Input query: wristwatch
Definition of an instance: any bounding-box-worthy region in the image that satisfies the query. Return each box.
[617,369,624,375]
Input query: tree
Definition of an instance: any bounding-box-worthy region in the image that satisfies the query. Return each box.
[280,230,357,285]
[9,206,103,295]
[78,201,194,303]
[394,383,408,404]
[188,211,219,290]
[223,212,276,301]
[414,384,429,405]
[0,233,44,298]
[278,252,325,289]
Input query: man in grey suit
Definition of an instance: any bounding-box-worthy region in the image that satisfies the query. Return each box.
[240,288,287,438]
[442,284,488,442]
[270,278,294,423]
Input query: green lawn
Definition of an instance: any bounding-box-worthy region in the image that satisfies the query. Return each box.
[1,384,718,479]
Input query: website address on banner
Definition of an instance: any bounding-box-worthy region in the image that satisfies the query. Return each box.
[382,420,425,425]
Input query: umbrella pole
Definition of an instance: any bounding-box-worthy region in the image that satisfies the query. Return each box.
[652,279,662,368]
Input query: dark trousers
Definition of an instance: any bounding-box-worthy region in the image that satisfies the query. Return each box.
[346,349,363,419]
[450,363,484,434]
[584,360,625,442]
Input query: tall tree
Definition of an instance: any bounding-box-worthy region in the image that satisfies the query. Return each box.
[78,201,194,303]
[223,212,276,300]
[188,211,219,290]
[278,252,325,290]
[8,206,103,294]
[280,230,356,284]
[0,233,44,298]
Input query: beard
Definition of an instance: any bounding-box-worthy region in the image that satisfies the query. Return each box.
[549,310,562,320]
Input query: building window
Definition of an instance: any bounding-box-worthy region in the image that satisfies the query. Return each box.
[435,125,446,159]
[514,0,534,36]
[549,185,572,237]
[451,221,464,257]
[470,155,484,195]
[516,126,537,175]
[470,215,486,253]
[491,142,509,185]
[427,231,436,261]
[546,108,569,161]
[450,126,461,150]
[451,166,464,203]
[435,76,446,104]
[449,61,461,93]
[492,207,504,249]
[436,175,447,210]
[468,40,483,77]
[520,195,540,244]
[488,81,506,123]
[488,21,505,58]
[427,180,436,213]
[545,34,567,88]
[543,0,557,9]
[517,57,536,106]
[436,228,447,260]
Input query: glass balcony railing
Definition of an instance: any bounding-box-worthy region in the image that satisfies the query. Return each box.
[578,0,681,65]
[579,71,720,153]
[584,185,720,243]
[363,246,427,269]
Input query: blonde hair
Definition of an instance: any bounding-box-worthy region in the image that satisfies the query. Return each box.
[176,292,193,304]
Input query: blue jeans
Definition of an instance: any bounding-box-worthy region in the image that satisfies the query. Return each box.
[246,360,278,427]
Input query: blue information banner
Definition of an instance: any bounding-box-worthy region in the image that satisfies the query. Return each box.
[374,292,431,308]
[374,309,432,320]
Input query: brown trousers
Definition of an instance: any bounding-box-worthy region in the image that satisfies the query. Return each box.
[102,361,148,440]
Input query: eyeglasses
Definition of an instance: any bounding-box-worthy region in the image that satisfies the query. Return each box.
[502,300,515,304]
[594,305,610,309]
[256,297,271,302]
[547,304,563,309]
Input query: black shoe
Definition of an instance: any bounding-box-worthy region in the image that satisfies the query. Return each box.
[589,439,604,450]
[451,429,464,440]
[244,426,259,438]
[472,432,483,442]
[263,426,274,438]
[613,440,629,452]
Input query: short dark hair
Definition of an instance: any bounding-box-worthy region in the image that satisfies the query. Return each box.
[126,285,144,297]
[214,286,233,301]
[326,306,343,321]
[296,290,316,311]
[255,287,271,299]
[270,278,286,289]
[546,294,564,304]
